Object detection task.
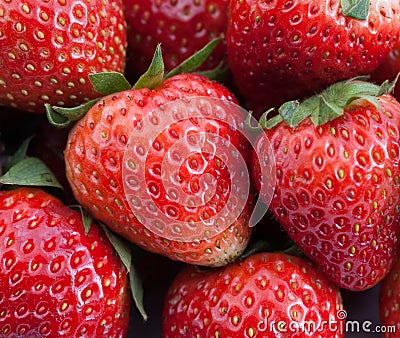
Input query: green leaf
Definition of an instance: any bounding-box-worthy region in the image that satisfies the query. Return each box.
[339,80,379,102]
[46,99,99,128]
[89,72,132,95]
[245,111,263,133]
[100,224,132,273]
[70,205,93,235]
[279,100,300,124]
[3,136,34,173]
[378,72,400,96]
[257,107,280,129]
[341,0,369,20]
[311,95,343,125]
[263,113,283,129]
[46,104,74,129]
[194,60,230,82]
[166,38,223,79]
[133,44,165,90]
[0,157,63,189]
[52,99,99,121]
[279,97,317,127]
[355,94,381,110]
[129,261,148,321]
[98,224,148,320]
[271,77,387,127]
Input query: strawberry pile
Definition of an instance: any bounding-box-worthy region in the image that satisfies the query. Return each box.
[1,0,400,337]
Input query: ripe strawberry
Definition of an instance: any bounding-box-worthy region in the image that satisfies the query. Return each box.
[123,0,229,81]
[252,78,400,291]
[162,252,344,337]
[64,70,254,267]
[0,188,130,337]
[226,0,400,113]
[371,41,400,101]
[0,0,127,113]
[379,258,400,337]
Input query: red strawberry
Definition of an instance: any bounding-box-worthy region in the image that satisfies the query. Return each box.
[0,0,127,113]
[0,187,130,337]
[371,41,400,101]
[162,252,344,338]
[379,257,400,337]
[226,0,400,113]
[252,78,400,291]
[64,70,255,267]
[123,0,229,81]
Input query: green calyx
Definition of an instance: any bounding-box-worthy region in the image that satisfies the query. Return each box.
[46,38,224,128]
[45,71,133,128]
[262,75,399,129]
[340,0,369,20]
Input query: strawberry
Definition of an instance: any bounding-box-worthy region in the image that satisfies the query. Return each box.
[0,187,130,337]
[371,41,400,101]
[62,49,255,267]
[226,0,400,113]
[0,0,127,113]
[123,0,229,82]
[162,252,344,337]
[379,257,400,337]
[252,77,400,291]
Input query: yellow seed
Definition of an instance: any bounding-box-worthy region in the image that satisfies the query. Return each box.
[15,22,23,32]
[248,328,255,337]
[40,11,49,21]
[19,43,28,51]
[36,30,44,39]
[22,4,30,13]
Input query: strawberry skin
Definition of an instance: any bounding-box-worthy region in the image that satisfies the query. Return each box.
[0,0,127,113]
[162,252,344,338]
[0,188,130,337]
[123,0,229,80]
[253,94,400,291]
[227,0,400,110]
[380,258,400,337]
[64,73,253,267]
